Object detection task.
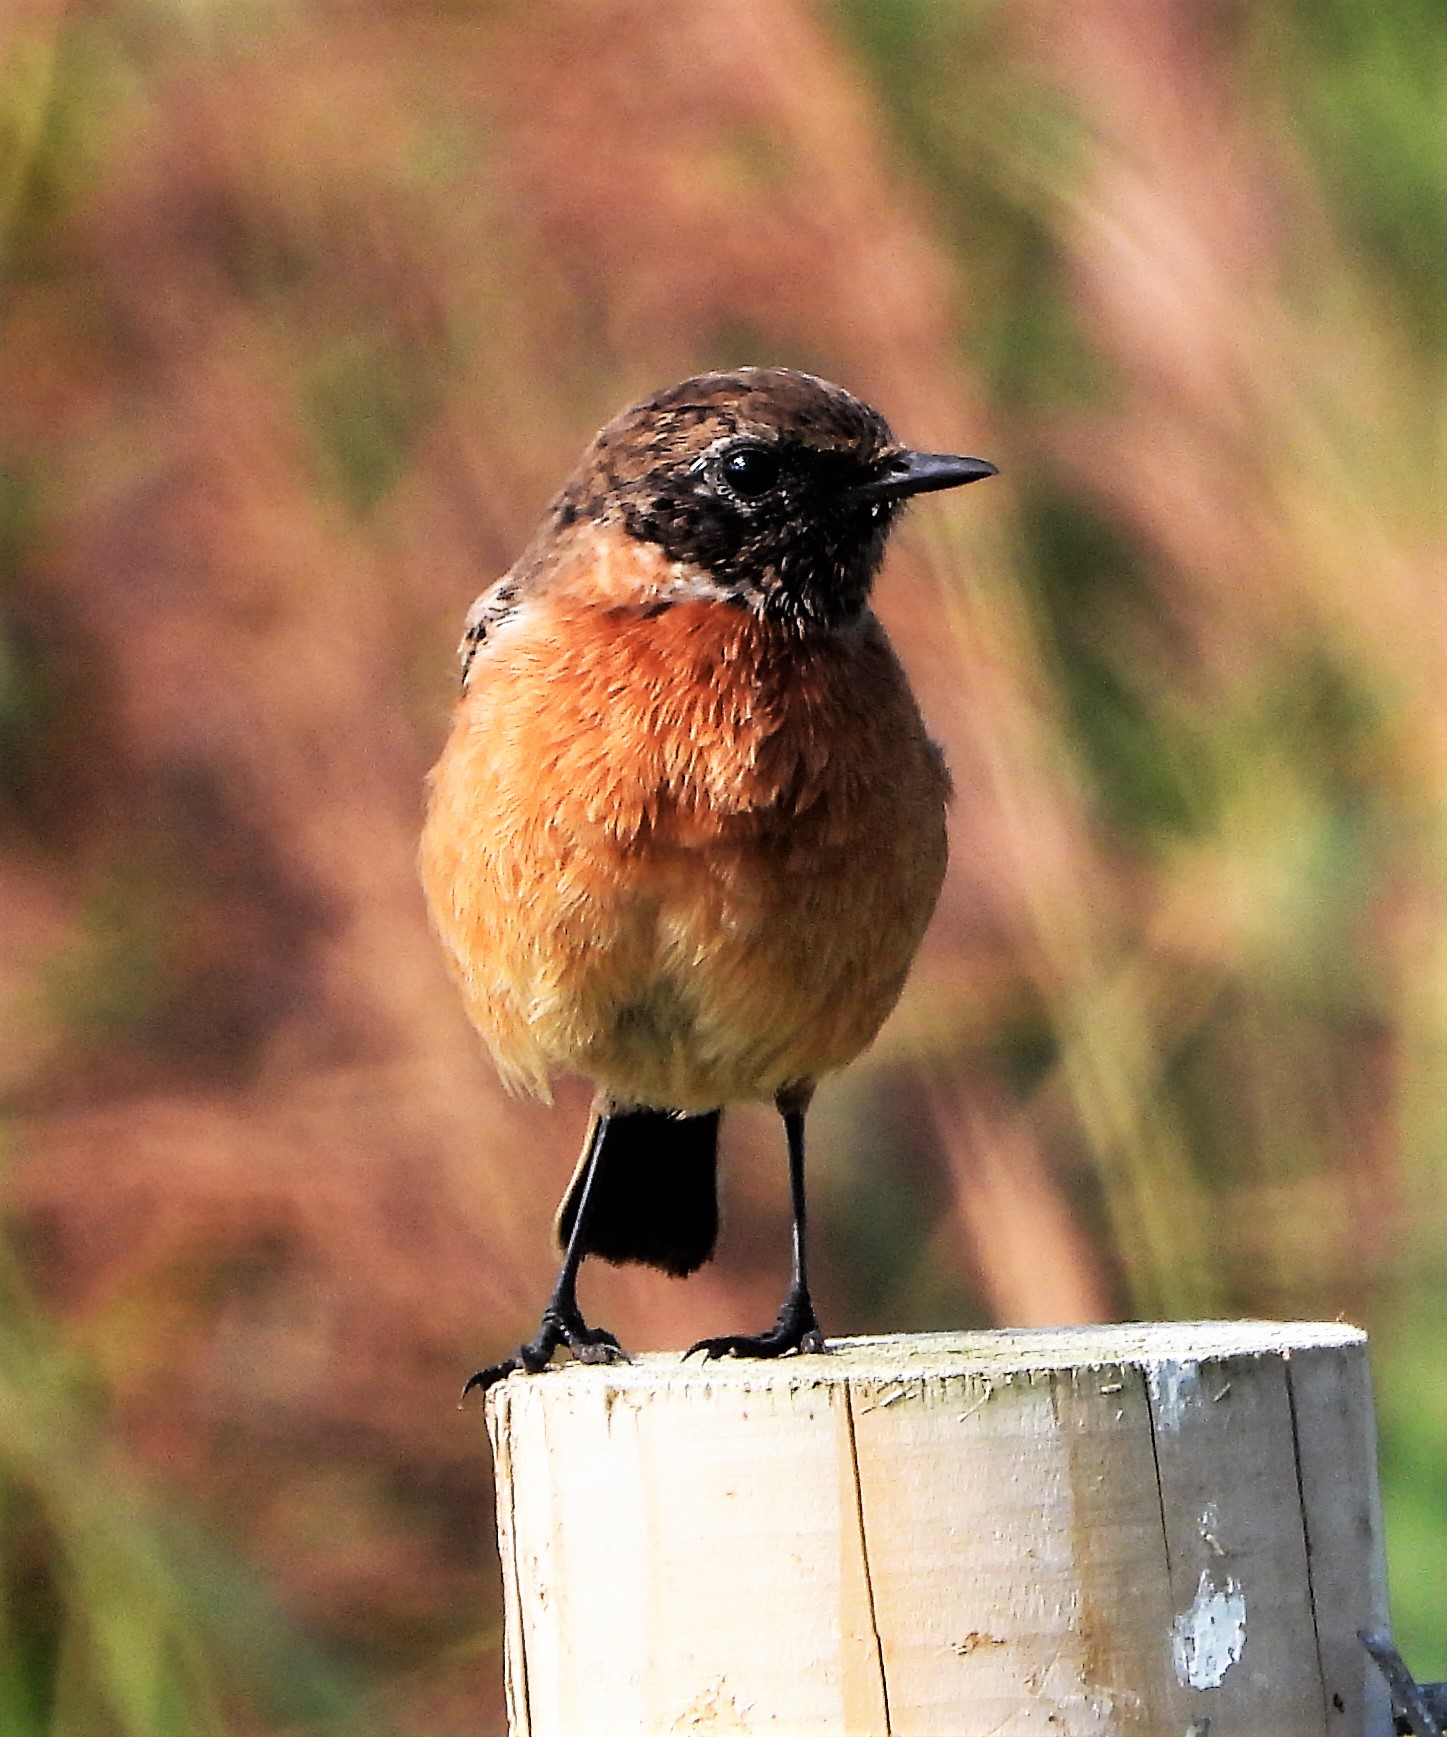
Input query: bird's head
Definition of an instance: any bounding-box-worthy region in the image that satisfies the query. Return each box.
[548,368,996,630]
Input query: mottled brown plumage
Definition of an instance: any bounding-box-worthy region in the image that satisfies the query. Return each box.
[418,368,995,1390]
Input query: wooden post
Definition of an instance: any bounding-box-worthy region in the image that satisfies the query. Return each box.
[485,1322,1392,1736]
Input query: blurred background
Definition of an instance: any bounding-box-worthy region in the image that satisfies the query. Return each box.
[2,0,1445,1729]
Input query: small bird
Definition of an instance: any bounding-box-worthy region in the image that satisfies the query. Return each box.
[419,368,995,1394]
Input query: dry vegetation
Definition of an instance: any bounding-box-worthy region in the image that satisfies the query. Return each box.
[1,0,1445,1729]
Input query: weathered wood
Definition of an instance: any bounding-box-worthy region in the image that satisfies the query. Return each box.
[485,1322,1392,1736]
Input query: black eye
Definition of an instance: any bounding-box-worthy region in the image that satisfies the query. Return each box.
[718,443,782,500]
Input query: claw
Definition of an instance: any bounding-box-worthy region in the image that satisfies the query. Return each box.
[684,1291,827,1363]
[461,1305,630,1402]
[460,1357,522,1401]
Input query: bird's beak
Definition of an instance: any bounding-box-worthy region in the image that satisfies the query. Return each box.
[852,450,999,502]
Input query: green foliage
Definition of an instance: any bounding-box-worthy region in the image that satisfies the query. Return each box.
[303,327,442,515]
[1376,1282,1447,1678]
[0,1240,394,1737]
[1257,0,1447,358]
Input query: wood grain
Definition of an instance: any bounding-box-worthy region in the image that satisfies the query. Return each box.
[486,1324,1391,1736]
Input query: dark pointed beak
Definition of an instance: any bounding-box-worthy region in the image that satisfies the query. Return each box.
[852,450,999,503]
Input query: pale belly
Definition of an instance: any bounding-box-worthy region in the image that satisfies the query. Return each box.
[524,823,941,1108]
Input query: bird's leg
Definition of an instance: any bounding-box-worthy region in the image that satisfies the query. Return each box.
[687,1091,826,1362]
[462,1113,629,1399]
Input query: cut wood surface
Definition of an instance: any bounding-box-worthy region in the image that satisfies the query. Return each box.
[485,1322,1392,1737]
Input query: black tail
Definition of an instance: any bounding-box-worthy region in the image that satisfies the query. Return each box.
[555,1106,721,1278]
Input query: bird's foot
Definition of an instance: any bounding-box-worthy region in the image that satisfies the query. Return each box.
[461,1304,629,1401]
[685,1288,826,1363]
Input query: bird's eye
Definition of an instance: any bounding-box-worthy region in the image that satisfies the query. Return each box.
[718,444,782,500]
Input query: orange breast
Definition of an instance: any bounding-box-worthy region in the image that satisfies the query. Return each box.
[419,589,950,1110]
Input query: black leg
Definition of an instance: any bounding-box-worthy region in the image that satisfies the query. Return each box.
[463,1113,629,1400]
[686,1098,826,1362]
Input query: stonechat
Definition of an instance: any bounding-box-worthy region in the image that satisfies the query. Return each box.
[419,368,996,1393]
